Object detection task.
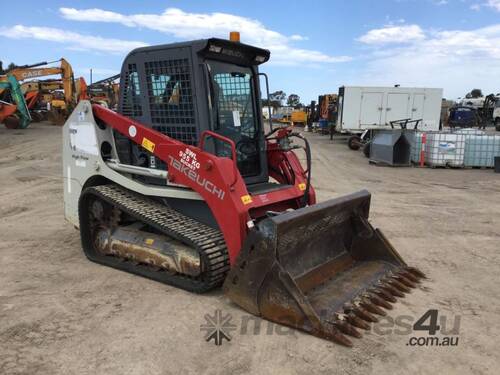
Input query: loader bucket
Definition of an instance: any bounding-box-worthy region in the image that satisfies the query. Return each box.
[224,190,425,346]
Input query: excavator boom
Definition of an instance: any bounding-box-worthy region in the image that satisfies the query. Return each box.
[9,58,77,124]
[0,74,31,128]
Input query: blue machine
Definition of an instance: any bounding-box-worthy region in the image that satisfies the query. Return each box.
[448,106,478,128]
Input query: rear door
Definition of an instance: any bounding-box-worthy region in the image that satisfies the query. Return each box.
[385,93,410,124]
[359,92,383,128]
[412,94,425,122]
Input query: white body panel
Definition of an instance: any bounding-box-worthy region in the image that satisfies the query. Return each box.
[337,86,443,132]
[63,101,202,228]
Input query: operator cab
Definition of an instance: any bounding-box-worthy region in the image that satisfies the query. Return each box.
[117,36,271,186]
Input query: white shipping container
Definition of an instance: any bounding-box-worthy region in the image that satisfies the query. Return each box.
[337,86,443,133]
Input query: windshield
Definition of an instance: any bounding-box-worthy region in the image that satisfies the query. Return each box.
[208,61,261,177]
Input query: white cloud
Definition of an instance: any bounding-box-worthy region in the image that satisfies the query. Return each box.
[486,0,500,11]
[358,24,425,44]
[59,7,349,65]
[290,34,308,41]
[0,24,148,53]
[355,24,500,98]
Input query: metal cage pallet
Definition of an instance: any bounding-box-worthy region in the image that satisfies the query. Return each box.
[409,129,500,169]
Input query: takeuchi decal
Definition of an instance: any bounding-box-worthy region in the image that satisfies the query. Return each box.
[168,155,225,200]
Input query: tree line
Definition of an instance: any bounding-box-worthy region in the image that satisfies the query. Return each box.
[262,90,303,109]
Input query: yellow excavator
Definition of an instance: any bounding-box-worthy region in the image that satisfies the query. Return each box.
[21,79,65,122]
[8,59,77,124]
[85,73,120,110]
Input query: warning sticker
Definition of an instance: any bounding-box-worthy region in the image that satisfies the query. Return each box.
[142,137,156,153]
[298,183,306,191]
[241,195,253,205]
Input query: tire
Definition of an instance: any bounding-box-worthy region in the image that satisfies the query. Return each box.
[30,111,42,123]
[4,116,20,129]
[347,135,361,150]
[495,118,500,132]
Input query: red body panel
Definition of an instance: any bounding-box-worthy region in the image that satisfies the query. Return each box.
[0,103,17,122]
[92,104,315,263]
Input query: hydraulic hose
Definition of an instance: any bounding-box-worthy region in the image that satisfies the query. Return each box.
[291,133,312,206]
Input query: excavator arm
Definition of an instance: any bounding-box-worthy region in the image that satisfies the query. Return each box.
[0,75,31,128]
[10,58,76,106]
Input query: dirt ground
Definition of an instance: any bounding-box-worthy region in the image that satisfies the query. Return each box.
[0,123,499,375]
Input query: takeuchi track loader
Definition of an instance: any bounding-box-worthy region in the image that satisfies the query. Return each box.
[63,34,425,346]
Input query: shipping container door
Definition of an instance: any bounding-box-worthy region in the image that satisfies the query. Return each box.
[412,94,425,122]
[385,93,410,124]
[359,92,383,127]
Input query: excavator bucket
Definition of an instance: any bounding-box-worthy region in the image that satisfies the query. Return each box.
[224,190,425,347]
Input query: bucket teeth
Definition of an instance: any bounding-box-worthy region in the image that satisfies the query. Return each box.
[370,287,397,303]
[377,282,405,298]
[332,332,353,347]
[359,297,387,316]
[398,270,420,283]
[333,315,362,338]
[406,266,426,279]
[364,292,393,310]
[346,312,371,330]
[337,321,362,338]
[346,303,379,323]
[386,278,411,293]
[391,275,417,289]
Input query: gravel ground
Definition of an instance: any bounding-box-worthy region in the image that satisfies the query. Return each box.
[0,123,499,375]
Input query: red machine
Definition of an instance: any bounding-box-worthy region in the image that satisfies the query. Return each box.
[63,35,424,347]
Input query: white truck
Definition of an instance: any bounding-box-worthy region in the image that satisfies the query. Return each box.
[337,86,443,134]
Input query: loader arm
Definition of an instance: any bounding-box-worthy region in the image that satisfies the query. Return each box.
[91,103,313,263]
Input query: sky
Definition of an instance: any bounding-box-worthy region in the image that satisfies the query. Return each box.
[1,0,500,103]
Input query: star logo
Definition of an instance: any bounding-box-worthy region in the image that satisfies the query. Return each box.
[200,309,237,346]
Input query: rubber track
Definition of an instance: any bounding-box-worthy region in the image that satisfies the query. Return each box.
[81,185,230,293]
